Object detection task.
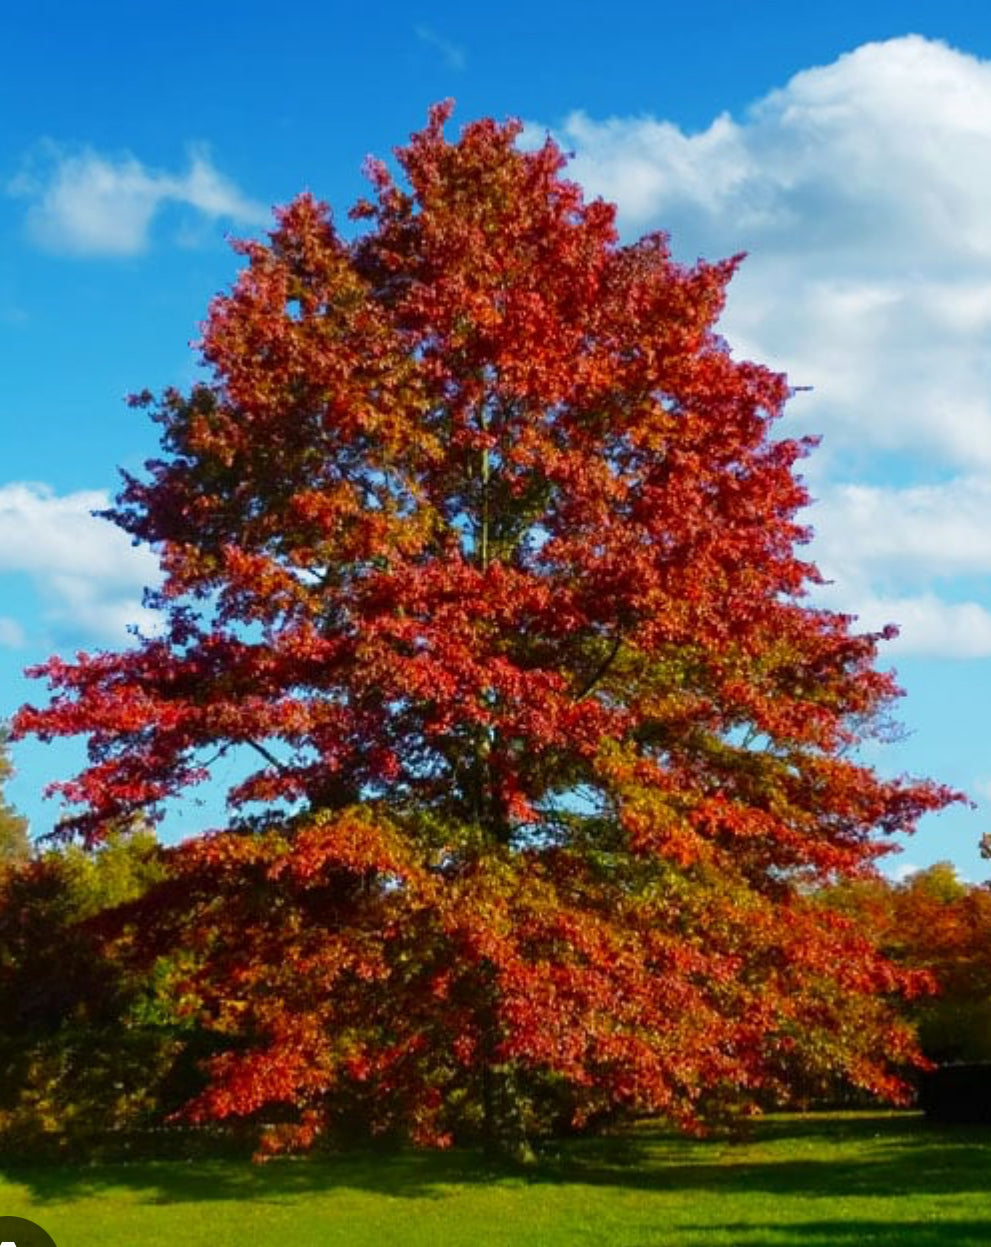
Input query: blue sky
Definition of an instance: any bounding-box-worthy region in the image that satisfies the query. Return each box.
[2,0,990,879]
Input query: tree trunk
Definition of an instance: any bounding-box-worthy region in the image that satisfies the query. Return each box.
[481,1059,536,1165]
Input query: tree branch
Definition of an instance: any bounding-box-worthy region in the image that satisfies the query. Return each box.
[246,737,290,773]
[574,632,623,702]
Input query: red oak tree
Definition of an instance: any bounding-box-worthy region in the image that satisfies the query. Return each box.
[15,105,957,1156]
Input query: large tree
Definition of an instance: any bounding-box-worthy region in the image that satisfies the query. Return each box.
[15,105,956,1156]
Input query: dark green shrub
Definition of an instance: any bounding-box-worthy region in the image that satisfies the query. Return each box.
[919,1062,991,1124]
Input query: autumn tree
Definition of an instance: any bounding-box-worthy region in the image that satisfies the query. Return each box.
[15,104,957,1157]
[828,864,991,1064]
[893,866,991,1062]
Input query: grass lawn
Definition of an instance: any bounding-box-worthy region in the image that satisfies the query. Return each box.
[1,1111,989,1247]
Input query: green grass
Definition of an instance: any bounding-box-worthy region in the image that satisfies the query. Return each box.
[1,1112,989,1246]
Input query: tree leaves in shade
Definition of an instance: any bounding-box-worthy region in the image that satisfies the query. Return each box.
[0,726,30,868]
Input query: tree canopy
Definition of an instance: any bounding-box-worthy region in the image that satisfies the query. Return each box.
[14,104,958,1156]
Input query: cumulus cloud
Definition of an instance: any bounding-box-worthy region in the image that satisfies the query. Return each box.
[9,144,269,256]
[559,36,991,256]
[811,477,991,582]
[801,476,991,658]
[538,35,991,658]
[0,483,160,643]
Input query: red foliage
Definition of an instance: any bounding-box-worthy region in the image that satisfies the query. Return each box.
[15,104,959,1151]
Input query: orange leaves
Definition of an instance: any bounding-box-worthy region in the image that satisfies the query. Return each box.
[267,808,425,888]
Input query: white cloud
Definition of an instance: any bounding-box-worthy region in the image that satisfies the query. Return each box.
[811,477,991,583]
[0,618,25,649]
[10,144,269,256]
[539,35,991,659]
[559,36,991,258]
[557,109,753,227]
[800,475,991,658]
[800,476,991,657]
[0,482,161,643]
[816,588,991,659]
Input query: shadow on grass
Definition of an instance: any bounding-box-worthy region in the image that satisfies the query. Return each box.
[534,1111,991,1192]
[1,1112,989,1216]
[689,1221,991,1246]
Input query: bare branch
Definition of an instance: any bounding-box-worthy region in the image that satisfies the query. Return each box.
[246,737,290,773]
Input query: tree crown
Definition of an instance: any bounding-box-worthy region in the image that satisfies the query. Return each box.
[12,105,959,1148]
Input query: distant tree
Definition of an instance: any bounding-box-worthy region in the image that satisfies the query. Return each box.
[889,864,991,1063]
[15,104,957,1157]
[0,825,179,1153]
[0,725,30,868]
[825,863,991,1065]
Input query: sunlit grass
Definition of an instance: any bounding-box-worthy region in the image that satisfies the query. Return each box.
[1,1111,989,1246]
